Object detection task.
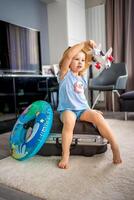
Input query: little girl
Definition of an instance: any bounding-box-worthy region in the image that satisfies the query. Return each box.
[57,40,122,169]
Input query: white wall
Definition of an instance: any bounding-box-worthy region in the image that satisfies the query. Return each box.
[47,0,68,64]
[66,0,86,46]
[47,0,86,64]
[39,4,50,65]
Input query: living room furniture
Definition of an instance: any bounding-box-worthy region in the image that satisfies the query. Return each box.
[0,74,58,113]
[37,77,59,110]
[0,74,58,133]
[120,91,134,120]
[89,63,128,111]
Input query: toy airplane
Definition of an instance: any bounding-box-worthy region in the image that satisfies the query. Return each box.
[92,44,114,69]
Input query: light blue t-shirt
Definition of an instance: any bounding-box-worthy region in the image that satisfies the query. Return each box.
[57,70,90,111]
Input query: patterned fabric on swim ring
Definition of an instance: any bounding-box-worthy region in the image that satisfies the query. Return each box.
[10,100,53,160]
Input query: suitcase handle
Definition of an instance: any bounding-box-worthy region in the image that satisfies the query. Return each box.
[56,138,78,149]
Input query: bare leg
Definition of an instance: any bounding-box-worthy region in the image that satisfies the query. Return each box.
[80,110,122,164]
[58,111,76,169]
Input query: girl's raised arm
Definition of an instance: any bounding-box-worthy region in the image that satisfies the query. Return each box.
[59,40,95,80]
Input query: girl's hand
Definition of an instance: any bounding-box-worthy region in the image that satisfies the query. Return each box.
[83,40,96,55]
[89,40,97,48]
[85,40,97,49]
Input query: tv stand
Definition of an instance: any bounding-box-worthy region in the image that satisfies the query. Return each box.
[0,74,58,118]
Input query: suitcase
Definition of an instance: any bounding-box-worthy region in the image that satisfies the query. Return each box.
[38,111,108,157]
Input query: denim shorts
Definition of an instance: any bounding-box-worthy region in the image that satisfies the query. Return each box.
[59,109,88,121]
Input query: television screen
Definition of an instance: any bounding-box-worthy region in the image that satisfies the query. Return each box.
[0,20,41,74]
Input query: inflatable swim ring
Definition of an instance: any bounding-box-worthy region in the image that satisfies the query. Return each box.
[10,100,53,160]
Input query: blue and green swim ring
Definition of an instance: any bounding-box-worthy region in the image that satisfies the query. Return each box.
[10,100,53,160]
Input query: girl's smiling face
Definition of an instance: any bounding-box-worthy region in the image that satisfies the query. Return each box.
[69,51,86,75]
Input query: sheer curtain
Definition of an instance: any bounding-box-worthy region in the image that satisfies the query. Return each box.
[105,0,134,110]
[8,24,40,73]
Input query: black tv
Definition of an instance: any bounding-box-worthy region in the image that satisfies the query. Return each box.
[0,20,41,74]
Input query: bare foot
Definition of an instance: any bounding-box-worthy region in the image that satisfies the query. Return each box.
[111,144,122,164]
[58,153,69,169]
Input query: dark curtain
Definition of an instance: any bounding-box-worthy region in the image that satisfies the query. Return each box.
[8,24,40,73]
[105,0,134,110]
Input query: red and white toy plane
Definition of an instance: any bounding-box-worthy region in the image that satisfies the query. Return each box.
[92,44,114,69]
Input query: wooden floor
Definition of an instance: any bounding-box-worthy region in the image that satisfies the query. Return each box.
[0,183,44,200]
[0,133,44,200]
[0,132,10,159]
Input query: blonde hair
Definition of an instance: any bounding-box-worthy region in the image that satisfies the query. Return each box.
[59,46,92,76]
